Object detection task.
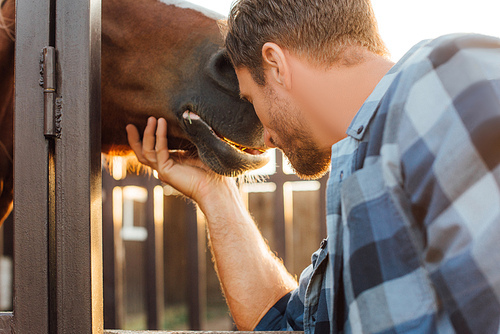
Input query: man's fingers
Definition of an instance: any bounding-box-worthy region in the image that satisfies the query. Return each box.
[139,117,161,165]
[126,124,144,161]
[155,118,170,166]
[142,117,157,153]
[126,119,158,168]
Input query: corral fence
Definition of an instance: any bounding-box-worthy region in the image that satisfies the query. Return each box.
[100,149,326,330]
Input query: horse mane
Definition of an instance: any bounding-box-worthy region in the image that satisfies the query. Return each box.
[217,19,228,39]
[158,0,224,21]
[0,0,14,42]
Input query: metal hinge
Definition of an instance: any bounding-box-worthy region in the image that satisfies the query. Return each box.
[40,46,62,138]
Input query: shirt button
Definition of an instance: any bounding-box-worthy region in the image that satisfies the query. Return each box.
[357,125,364,134]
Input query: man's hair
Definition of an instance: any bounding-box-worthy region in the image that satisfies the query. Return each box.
[224,0,388,85]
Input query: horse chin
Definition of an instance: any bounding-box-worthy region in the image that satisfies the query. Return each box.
[179,111,269,177]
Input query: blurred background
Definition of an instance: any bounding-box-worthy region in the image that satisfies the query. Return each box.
[1,0,499,331]
[99,150,325,330]
[194,0,500,62]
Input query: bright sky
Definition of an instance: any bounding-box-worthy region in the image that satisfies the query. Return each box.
[188,0,500,61]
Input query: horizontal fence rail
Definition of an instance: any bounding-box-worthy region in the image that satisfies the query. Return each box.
[105,331,304,334]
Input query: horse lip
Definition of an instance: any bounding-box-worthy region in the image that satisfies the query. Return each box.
[181,110,267,155]
[179,110,270,175]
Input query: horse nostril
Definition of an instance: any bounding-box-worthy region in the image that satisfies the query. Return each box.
[205,48,239,96]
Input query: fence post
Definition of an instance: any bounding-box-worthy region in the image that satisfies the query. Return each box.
[13,0,51,332]
[52,0,103,331]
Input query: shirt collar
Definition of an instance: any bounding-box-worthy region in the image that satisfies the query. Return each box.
[346,40,429,140]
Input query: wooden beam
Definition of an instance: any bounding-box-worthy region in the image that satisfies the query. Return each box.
[186,202,207,330]
[51,0,103,331]
[105,331,303,334]
[13,0,51,332]
[271,152,287,263]
[142,177,164,330]
[103,172,124,329]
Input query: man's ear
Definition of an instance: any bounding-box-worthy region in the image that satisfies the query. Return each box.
[262,42,291,89]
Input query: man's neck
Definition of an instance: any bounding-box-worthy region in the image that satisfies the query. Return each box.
[289,49,395,148]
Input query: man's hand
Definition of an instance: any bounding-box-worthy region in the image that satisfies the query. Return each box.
[126,117,228,203]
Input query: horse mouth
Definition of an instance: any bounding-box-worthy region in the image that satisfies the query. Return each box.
[180,110,269,176]
[182,110,267,156]
[219,136,267,155]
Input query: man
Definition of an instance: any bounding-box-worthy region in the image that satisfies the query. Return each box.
[127,0,500,332]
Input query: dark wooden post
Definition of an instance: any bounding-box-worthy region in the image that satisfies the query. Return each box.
[186,201,207,330]
[271,152,287,263]
[143,177,164,330]
[103,171,124,329]
[50,0,103,331]
[13,0,52,332]
[14,0,103,331]
[14,0,102,332]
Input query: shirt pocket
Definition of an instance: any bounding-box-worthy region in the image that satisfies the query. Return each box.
[339,160,437,332]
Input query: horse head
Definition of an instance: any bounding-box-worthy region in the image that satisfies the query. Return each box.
[102,0,269,176]
[0,0,267,225]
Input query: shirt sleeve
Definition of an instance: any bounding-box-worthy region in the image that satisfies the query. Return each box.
[254,292,294,331]
[254,284,307,331]
[254,242,329,331]
[398,34,500,332]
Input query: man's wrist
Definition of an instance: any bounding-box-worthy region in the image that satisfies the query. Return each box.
[197,176,246,220]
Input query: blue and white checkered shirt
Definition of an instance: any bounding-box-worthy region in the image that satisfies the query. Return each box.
[255,33,500,333]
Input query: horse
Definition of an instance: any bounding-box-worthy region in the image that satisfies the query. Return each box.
[0,0,269,225]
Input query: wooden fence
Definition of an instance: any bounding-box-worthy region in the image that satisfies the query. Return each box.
[100,150,327,330]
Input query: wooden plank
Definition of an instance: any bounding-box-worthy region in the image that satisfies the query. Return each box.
[163,195,189,305]
[13,0,51,332]
[270,152,286,263]
[142,177,164,329]
[292,190,321,276]
[247,192,275,251]
[186,202,207,330]
[105,331,303,334]
[52,0,103,331]
[103,171,124,329]
[0,313,12,333]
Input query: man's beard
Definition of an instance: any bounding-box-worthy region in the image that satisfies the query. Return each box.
[265,87,331,180]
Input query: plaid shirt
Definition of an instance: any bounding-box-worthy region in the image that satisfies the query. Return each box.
[255,33,500,333]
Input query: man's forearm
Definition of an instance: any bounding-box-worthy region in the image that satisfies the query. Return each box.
[125,119,295,330]
[198,178,297,331]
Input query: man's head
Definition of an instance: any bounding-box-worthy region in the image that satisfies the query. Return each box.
[225,0,387,85]
[225,0,389,179]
